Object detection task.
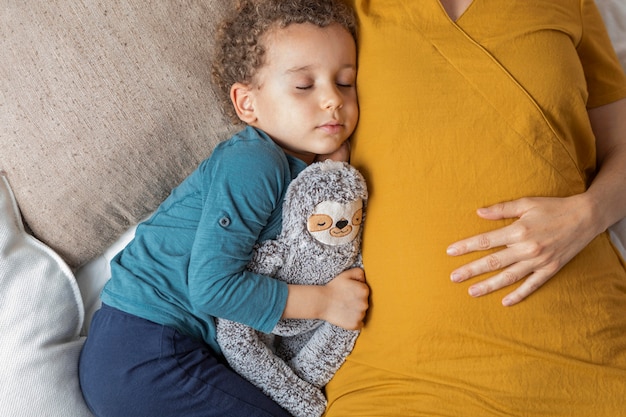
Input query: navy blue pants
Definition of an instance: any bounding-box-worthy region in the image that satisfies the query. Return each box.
[79,304,292,417]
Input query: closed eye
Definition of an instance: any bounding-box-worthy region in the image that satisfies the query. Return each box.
[296,85,313,90]
[308,214,333,232]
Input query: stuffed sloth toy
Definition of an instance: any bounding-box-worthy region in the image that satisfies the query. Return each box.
[215,160,368,417]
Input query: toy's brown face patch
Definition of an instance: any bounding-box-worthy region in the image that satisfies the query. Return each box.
[307,200,363,246]
[308,214,333,232]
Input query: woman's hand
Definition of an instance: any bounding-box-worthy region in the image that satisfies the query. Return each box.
[447,99,626,306]
[446,194,602,306]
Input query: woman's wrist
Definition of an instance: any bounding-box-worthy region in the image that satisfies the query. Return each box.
[577,190,609,238]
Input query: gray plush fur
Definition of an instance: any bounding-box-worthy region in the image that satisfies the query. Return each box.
[216,160,368,417]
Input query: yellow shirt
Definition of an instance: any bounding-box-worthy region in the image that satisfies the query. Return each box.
[326,1,626,415]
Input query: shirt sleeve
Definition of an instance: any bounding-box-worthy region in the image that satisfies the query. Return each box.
[578,0,626,108]
[187,136,290,333]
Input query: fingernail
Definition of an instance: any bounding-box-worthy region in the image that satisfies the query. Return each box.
[468,286,481,297]
[450,272,462,282]
[446,246,459,256]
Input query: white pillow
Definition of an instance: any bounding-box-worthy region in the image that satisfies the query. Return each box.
[596,0,626,71]
[0,171,93,417]
[76,225,136,335]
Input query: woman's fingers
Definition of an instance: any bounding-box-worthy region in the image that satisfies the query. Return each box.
[450,247,515,282]
[446,196,594,305]
[466,266,554,306]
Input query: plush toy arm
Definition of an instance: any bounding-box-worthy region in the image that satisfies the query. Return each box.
[246,241,286,277]
[283,322,359,388]
[215,318,327,417]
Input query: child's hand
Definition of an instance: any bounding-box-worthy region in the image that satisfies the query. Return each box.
[321,268,369,330]
[283,267,369,329]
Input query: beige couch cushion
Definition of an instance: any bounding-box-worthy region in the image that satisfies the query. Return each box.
[1,0,238,267]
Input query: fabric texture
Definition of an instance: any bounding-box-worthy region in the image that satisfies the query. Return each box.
[101,127,304,354]
[0,1,238,268]
[324,1,626,416]
[80,304,291,417]
[0,171,93,417]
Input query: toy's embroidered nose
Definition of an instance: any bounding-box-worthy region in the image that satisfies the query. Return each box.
[336,219,349,229]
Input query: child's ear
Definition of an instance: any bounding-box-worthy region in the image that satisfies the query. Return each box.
[230,83,257,124]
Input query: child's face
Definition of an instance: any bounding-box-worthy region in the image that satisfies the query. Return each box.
[238,22,358,164]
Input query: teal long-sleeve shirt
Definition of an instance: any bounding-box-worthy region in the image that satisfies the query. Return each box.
[101,127,307,355]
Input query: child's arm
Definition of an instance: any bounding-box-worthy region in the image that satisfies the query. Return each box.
[282,267,369,330]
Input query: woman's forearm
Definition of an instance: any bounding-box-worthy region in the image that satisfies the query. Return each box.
[587,97,626,233]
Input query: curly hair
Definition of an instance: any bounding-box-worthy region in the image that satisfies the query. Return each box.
[211,0,357,124]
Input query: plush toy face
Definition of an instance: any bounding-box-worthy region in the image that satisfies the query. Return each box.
[280,160,368,246]
[307,199,363,246]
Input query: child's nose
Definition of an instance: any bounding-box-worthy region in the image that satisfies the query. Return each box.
[322,86,343,110]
